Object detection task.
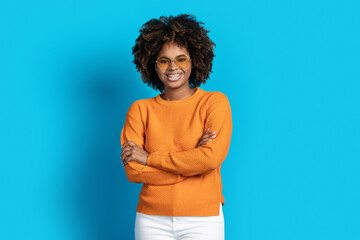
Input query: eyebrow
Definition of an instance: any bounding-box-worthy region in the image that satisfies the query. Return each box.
[158,54,189,58]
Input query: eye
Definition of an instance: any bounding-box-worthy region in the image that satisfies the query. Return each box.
[158,58,169,64]
[177,57,187,62]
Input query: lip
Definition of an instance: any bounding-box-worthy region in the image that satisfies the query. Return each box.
[166,73,182,82]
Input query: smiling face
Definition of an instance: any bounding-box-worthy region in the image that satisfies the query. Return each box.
[155,41,192,92]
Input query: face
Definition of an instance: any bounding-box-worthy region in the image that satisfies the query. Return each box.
[155,41,192,91]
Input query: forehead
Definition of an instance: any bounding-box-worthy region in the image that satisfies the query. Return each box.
[157,41,190,57]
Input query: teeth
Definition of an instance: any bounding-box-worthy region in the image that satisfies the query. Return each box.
[167,74,181,78]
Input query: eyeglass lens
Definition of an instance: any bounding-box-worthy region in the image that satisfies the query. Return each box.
[157,55,190,69]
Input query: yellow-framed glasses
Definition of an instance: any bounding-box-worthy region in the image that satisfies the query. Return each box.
[155,54,192,69]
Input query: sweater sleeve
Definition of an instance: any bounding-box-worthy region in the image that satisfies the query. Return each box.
[146,95,233,177]
[121,101,187,185]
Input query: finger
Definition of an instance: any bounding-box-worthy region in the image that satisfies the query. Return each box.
[198,141,205,147]
[126,141,137,147]
[198,140,209,147]
[121,156,127,166]
[202,136,212,141]
[206,132,217,138]
[202,131,216,138]
[121,142,130,149]
[202,138,213,144]
[123,155,134,165]
[122,141,136,148]
[202,135,216,142]
[122,156,131,165]
[123,157,131,165]
[121,149,132,162]
[199,138,211,146]
[205,128,210,133]
[121,153,129,164]
[121,148,132,158]
[202,136,216,143]
[202,132,216,139]
[200,134,210,141]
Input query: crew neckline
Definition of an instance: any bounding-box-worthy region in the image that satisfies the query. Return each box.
[155,87,202,105]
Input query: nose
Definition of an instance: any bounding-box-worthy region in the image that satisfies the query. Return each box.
[168,60,178,70]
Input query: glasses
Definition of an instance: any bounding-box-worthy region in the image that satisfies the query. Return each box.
[155,54,192,69]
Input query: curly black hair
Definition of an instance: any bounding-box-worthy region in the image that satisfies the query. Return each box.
[132,14,215,92]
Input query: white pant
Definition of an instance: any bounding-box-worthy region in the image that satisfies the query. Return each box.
[135,203,224,240]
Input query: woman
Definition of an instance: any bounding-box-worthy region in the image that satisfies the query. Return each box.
[120,14,232,240]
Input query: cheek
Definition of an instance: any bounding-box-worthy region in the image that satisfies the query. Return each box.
[185,67,192,78]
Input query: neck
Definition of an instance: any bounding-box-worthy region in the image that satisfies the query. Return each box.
[162,87,196,101]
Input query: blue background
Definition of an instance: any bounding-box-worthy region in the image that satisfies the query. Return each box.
[1,0,359,239]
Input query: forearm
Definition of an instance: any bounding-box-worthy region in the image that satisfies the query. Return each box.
[125,160,187,185]
[147,137,230,177]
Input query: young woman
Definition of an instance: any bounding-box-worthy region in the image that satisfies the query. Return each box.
[120,14,232,240]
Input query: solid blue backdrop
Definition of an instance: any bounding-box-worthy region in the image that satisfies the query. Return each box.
[1,0,359,239]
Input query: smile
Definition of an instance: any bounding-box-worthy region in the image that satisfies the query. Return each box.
[166,73,182,81]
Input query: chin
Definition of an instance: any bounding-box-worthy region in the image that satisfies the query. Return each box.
[166,81,186,89]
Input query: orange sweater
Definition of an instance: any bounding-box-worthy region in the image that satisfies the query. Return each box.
[120,87,232,216]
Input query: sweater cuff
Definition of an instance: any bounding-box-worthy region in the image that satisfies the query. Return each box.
[147,152,162,168]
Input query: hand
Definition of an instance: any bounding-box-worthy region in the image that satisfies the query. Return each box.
[196,128,217,147]
[121,141,149,166]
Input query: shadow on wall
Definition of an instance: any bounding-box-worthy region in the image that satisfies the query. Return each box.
[65,54,142,240]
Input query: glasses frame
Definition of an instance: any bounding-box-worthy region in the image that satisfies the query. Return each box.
[155,54,192,69]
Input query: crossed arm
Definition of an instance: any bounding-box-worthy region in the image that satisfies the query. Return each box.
[121,127,215,186]
[120,97,232,185]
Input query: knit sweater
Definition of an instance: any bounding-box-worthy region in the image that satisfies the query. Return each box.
[120,87,232,216]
